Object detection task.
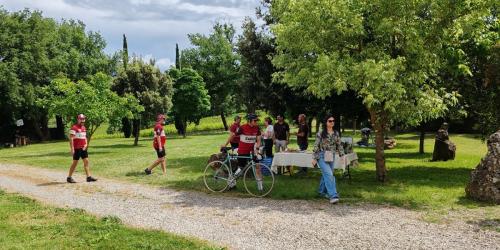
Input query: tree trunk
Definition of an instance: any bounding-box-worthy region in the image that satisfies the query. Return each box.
[182,119,187,138]
[122,117,131,138]
[221,112,228,131]
[132,118,140,146]
[370,109,387,182]
[335,113,342,137]
[419,125,425,154]
[31,117,50,141]
[315,116,320,135]
[174,117,183,135]
[353,118,357,135]
[308,117,314,138]
[55,115,65,139]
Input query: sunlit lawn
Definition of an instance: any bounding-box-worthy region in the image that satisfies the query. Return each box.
[0,189,220,249]
[0,130,497,214]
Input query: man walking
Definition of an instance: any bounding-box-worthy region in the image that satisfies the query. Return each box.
[145,114,167,175]
[273,115,290,152]
[67,114,97,183]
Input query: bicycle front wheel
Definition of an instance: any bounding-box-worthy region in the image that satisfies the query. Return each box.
[204,160,231,192]
[243,163,274,197]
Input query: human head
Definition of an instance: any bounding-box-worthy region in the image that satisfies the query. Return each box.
[321,114,335,138]
[157,114,165,123]
[77,114,86,124]
[298,114,306,123]
[234,115,241,124]
[264,117,273,126]
[277,115,284,123]
[246,113,259,127]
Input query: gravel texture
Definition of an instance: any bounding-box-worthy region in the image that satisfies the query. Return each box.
[0,163,498,250]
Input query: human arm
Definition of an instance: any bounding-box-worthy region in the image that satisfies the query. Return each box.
[312,133,321,166]
[69,134,75,154]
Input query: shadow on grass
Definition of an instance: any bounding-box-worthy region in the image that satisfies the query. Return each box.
[92,144,147,149]
[0,150,112,158]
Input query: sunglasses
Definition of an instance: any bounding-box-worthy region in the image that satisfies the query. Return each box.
[327,119,335,123]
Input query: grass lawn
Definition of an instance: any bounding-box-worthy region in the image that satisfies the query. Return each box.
[0,130,498,218]
[0,189,220,249]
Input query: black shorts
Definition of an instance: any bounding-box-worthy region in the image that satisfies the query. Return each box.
[156,148,166,158]
[73,149,88,160]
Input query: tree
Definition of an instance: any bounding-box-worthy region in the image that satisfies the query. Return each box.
[182,22,240,130]
[269,0,495,181]
[38,73,143,143]
[175,43,181,69]
[113,58,173,145]
[119,34,132,138]
[0,8,115,142]
[169,68,211,137]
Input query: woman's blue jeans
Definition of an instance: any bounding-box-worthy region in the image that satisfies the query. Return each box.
[317,152,338,199]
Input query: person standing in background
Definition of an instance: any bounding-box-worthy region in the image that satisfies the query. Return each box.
[296,114,310,174]
[273,115,290,152]
[263,117,274,157]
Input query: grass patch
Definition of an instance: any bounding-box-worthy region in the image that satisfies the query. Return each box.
[0,130,498,215]
[0,190,221,249]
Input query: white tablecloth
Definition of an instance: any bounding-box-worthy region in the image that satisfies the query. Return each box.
[271,152,358,172]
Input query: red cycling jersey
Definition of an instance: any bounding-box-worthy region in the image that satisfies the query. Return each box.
[236,124,261,155]
[153,122,166,149]
[69,124,87,149]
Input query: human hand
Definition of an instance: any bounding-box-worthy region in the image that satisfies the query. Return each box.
[70,149,74,155]
[312,159,317,167]
[83,145,87,151]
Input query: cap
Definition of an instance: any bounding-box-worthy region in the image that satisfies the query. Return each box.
[77,114,86,120]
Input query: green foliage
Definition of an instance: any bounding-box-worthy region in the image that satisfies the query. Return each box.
[0,8,116,140]
[182,22,240,117]
[113,58,173,124]
[38,73,143,141]
[169,68,211,136]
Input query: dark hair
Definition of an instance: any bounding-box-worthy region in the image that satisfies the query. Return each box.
[320,114,335,139]
[265,117,273,124]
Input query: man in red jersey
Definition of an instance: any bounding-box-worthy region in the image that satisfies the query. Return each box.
[67,114,97,183]
[145,114,167,175]
[235,113,262,171]
[221,115,241,150]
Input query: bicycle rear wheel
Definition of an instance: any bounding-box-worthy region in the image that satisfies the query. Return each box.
[243,163,274,197]
[204,160,231,192]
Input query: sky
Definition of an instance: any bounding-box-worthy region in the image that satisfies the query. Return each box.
[1,0,261,70]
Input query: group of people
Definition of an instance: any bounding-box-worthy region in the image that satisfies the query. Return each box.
[221,113,344,204]
[65,112,344,204]
[66,114,167,183]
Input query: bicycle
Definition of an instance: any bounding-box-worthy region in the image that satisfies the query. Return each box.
[203,147,275,197]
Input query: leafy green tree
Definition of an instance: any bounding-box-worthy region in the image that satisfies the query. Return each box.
[38,73,143,143]
[0,8,115,141]
[269,0,495,181]
[182,22,240,130]
[113,58,173,145]
[169,68,211,137]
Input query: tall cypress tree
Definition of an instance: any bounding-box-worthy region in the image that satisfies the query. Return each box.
[122,34,129,70]
[175,43,181,69]
[121,34,132,138]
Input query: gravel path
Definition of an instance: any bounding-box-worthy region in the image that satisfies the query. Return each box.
[0,163,498,250]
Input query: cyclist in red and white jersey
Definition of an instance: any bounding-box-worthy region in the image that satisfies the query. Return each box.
[235,113,262,171]
[145,114,167,175]
[66,114,97,183]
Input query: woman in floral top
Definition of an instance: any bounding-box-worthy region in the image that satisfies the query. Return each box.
[312,114,344,204]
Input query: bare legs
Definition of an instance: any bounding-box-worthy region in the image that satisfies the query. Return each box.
[68,158,91,177]
[147,157,166,175]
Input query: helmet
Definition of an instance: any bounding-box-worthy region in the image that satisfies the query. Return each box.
[77,114,86,120]
[157,114,165,121]
[246,113,259,121]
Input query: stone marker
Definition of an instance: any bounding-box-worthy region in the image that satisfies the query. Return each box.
[465,130,500,204]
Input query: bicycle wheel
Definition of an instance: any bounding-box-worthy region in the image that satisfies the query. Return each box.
[204,161,231,192]
[243,163,274,197]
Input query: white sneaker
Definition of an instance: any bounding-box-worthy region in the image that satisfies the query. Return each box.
[329,198,339,204]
